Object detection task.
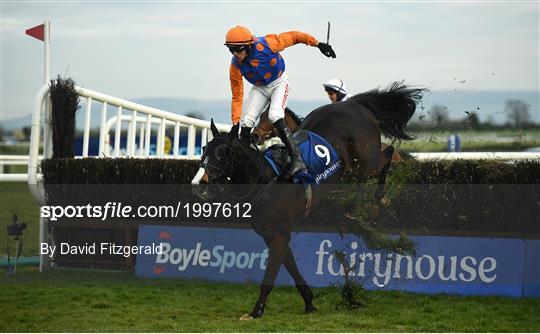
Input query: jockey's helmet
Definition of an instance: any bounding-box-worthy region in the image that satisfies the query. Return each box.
[322,78,347,95]
[225,25,254,45]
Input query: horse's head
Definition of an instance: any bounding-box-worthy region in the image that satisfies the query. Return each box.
[191,120,239,199]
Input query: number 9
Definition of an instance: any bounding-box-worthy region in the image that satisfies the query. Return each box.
[314,144,331,165]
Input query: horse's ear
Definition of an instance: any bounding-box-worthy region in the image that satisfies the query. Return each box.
[210,119,219,136]
[229,123,239,139]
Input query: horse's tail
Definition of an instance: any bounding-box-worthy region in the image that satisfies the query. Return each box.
[350,81,427,140]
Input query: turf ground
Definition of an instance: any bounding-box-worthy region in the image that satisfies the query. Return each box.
[0,182,39,258]
[1,268,539,332]
[0,182,40,256]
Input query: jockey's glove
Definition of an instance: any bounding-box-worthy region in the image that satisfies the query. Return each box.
[317,43,336,58]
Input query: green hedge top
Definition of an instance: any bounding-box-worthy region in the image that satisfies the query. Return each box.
[40,158,540,184]
[41,158,200,184]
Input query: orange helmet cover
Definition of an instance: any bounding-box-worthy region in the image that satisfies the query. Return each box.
[225,25,254,45]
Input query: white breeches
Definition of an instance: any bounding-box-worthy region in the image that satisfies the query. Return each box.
[240,72,290,128]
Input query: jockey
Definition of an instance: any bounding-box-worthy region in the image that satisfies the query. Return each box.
[323,78,349,103]
[225,25,336,177]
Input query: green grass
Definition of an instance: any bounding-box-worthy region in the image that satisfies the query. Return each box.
[0,268,538,332]
[0,143,31,155]
[397,129,540,152]
[0,182,40,256]
[397,140,539,152]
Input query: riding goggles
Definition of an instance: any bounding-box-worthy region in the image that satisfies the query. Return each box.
[227,44,249,53]
[325,88,338,94]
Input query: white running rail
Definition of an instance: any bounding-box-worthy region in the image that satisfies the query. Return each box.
[27,82,230,200]
[410,152,540,161]
[0,155,42,182]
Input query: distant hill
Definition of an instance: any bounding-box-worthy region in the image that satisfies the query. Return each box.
[2,91,538,131]
[2,114,32,130]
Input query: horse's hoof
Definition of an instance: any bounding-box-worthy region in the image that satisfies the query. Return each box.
[249,301,265,318]
[305,304,317,313]
[249,310,263,319]
[239,313,254,321]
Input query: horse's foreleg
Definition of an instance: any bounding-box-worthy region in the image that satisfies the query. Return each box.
[259,235,316,313]
[250,232,290,318]
[375,145,395,202]
[283,247,317,313]
[260,236,315,313]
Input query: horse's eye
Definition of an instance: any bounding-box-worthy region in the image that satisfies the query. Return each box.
[215,147,230,161]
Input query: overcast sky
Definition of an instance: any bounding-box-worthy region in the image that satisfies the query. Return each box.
[1,1,539,121]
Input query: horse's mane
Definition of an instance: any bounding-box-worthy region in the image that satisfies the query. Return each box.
[285,107,304,125]
[349,81,427,140]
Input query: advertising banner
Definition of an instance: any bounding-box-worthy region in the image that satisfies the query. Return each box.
[136,225,528,297]
[523,239,540,297]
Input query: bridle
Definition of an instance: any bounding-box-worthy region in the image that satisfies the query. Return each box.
[200,137,235,184]
[199,136,277,202]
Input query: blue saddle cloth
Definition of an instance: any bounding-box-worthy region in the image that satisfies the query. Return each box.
[263,130,342,186]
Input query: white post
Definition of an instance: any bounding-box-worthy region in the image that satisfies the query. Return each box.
[41,22,52,159]
[173,122,180,157]
[114,106,122,157]
[99,102,108,156]
[128,110,137,156]
[201,128,208,147]
[157,118,166,157]
[138,122,145,156]
[82,97,92,157]
[144,115,152,156]
[187,124,196,158]
[44,21,50,84]
[41,21,49,271]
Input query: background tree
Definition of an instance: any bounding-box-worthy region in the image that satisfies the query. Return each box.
[430,104,449,128]
[22,126,31,141]
[465,112,481,130]
[505,99,530,128]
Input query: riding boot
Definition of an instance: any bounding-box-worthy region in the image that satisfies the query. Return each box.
[273,119,307,177]
[240,126,252,143]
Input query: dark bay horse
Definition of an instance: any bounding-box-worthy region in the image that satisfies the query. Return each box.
[252,106,411,162]
[192,81,426,318]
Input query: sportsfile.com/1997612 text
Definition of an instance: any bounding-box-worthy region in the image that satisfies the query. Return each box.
[39,202,252,221]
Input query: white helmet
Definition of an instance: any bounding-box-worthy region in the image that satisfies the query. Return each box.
[322,78,347,95]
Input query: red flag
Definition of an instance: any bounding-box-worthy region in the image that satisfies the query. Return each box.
[25,24,45,41]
